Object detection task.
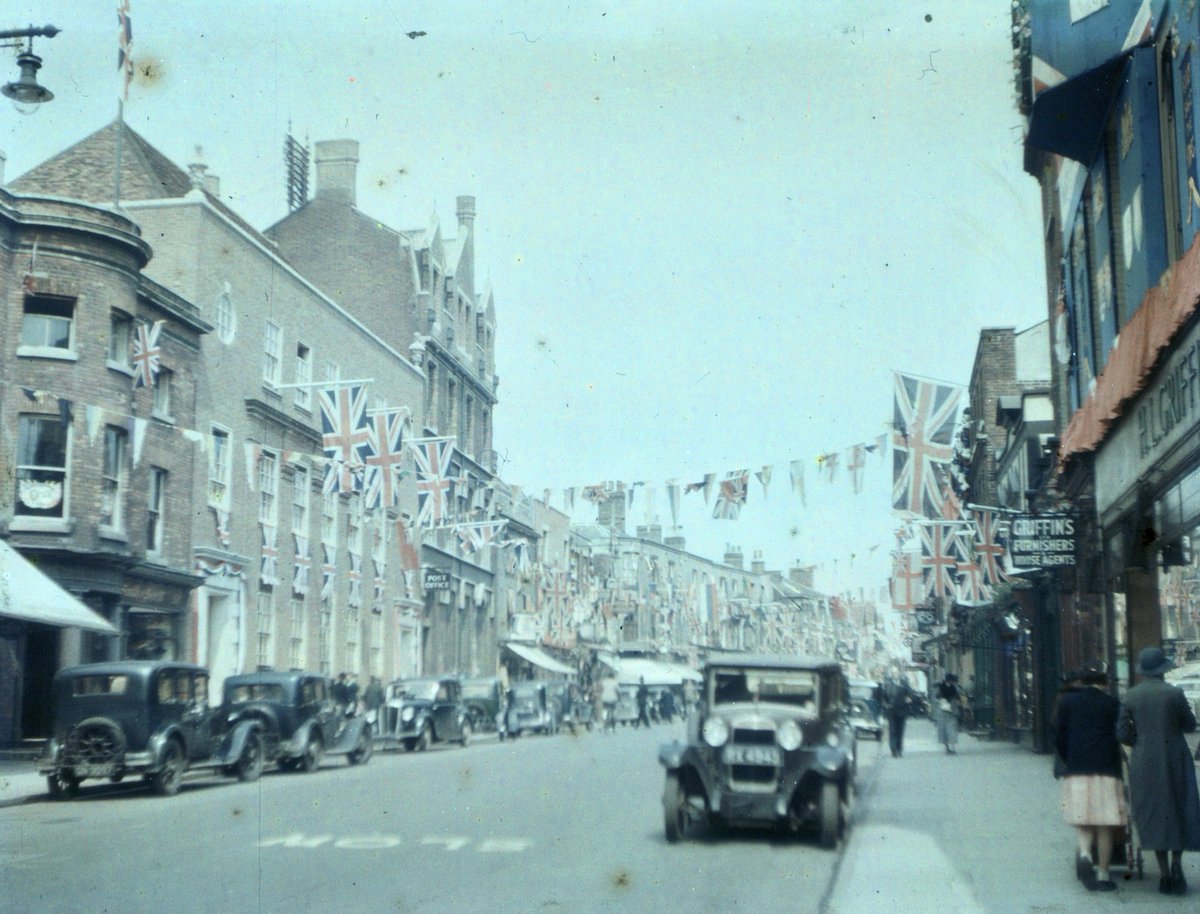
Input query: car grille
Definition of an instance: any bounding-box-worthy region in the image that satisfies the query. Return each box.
[733,727,776,745]
[726,726,780,793]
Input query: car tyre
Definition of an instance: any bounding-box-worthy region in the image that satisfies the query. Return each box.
[301,734,324,772]
[47,771,79,800]
[818,780,841,849]
[416,724,432,752]
[235,731,264,782]
[151,740,185,797]
[663,773,689,843]
[347,728,373,766]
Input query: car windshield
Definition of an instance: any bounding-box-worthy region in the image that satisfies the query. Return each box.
[394,680,439,701]
[710,669,818,708]
[69,674,129,696]
[226,683,286,704]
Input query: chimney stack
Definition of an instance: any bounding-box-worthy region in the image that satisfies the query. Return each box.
[751,550,765,575]
[723,545,743,569]
[456,195,476,231]
[789,565,814,589]
[314,139,359,206]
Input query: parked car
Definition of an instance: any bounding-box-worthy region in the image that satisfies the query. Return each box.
[614,685,639,726]
[462,676,507,739]
[506,681,559,736]
[378,676,471,751]
[222,671,373,771]
[38,661,264,799]
[657,654,856,848]
[847,678,882,741]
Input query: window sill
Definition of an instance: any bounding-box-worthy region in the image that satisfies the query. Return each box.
[8,516,74,534]
[152,412,176,425]
[106,360,135,377]
[99,527,128,544]
[17,346,78,362]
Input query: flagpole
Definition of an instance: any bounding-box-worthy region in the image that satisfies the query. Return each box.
[114,98,123,208]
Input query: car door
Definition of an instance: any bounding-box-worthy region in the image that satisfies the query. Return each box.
[431,679,460,740]
[307,677,338,743]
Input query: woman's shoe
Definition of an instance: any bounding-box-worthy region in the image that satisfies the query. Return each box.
[1159,874,1175,894]
[1171,861,1186,895]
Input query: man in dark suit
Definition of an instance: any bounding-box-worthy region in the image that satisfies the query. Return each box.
[881,670,911,758]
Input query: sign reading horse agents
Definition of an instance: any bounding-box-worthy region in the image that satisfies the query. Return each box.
[1009,514,1076,568]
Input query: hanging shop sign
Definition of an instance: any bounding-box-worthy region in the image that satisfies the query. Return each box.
[423,569,451,591]
[1009,514,1077,568]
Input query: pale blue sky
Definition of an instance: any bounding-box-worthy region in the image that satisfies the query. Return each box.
[2,1,1047,602]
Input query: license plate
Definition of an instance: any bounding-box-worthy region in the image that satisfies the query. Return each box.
[724,745,780,766]
[75,763,116,778]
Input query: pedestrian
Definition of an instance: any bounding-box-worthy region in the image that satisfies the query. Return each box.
[934,672,963,754]
[636,676,651,729]
[659,687,676,724]
[345,673,360,716]
[332,672,348,708]
[600,674,619,731]
[363,675,385,725]
[1117,646,1200,896]
[1054,667,1127,893]
[881,670,910,758]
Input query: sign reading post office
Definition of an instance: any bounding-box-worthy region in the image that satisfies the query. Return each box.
[1009,514,1077,568]
[423,569,451,591]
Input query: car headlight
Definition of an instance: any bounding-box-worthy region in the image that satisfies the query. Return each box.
[401,706,415,723]
[777,720,803,751]
[702,717,730,747]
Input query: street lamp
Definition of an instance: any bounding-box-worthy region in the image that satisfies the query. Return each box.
[2,25,60,114]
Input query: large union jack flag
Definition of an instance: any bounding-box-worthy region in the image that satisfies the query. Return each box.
[318,385,371,494]
[131,320,164,389]
[456,520,507,555]
[321,544,336,601]
[410,438,455,526]
[292,534,311,596]
[892,372,963,517]
[918,521,960,601]
[362,407,408,509]
[969,509,1009,586]
[712,471,749,520]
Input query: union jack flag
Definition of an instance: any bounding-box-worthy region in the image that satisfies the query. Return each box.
[131,319,163,388]
[918,521,960,601]
[260,523,280,587]
[890,551,923,611]
[410,438,455,526]
[892,372,963,517]
[955,549,992,606]
[117,0,133,101]
[213,507,230,547]
[970,509,1009,585]
[712,471,749,520]
[362,407,408,509]
[321,544,336,600]
[504,540,531,574]
[847,445,866,494]
[292,534,311,596]
[456,520,507,554]
[347,550,363,607]
[318,385,371,494]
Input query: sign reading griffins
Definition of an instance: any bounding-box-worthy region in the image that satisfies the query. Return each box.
[1135,332,1200,459]
[1009,514,1077,568]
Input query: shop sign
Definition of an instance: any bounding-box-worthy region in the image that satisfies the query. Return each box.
[423,569,451,591]
[1009,514,1077,568]
[915,611,937,633]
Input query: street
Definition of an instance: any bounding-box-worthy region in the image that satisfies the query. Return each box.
[1,721,853,914]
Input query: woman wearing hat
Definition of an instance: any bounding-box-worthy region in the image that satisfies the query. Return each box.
[934,672,963,754]
[1117,646,1200,895]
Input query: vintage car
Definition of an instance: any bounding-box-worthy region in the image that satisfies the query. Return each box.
[377,675,471,751]
[544,679,592,733]
[222,671,373,771]
[847,679,883,741]
[614,684,639,726]
[657,655,856,848]
[462,676,507,739]
[38,661,264,799]
[506,681,559,736]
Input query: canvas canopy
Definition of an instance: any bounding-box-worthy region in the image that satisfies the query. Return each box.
[0,540,118,634]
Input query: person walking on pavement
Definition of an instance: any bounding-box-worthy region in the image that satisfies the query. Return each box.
[1117,646,1200,896]
[1054,667,1127,893]
[363,675,385,726]
[600,674,619,732]
[881,670,910,758]
[935,672,963,754]
[636,676,652,729]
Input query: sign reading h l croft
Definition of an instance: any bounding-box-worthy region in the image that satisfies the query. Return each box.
[1009,514,1077,568]
[423,569,451,590]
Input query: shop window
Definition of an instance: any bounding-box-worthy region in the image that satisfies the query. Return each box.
[15,414,69,521]
[19,295,75,355]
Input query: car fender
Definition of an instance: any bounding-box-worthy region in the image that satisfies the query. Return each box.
[282,719,321,756]
[814,744,851,778]
[330,716,370,753]
[215,719,262,765]
[148,726,189,770]
[658,739,689,770]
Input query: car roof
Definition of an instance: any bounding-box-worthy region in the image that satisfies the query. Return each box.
[703,653,842,673]
[224,671,315,686]
[57,660,208,679]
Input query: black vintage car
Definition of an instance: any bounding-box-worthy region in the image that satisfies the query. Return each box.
[461,676,507,739]
[37,661,264,799]
[377,675,471,751]
[506,681,559,737]
[657,655,856,848]
[222,671,373,771]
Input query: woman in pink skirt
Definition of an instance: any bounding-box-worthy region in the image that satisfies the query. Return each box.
[1054,667,1128,892]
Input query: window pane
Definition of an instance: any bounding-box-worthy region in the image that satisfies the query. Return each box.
[16,416,68,518]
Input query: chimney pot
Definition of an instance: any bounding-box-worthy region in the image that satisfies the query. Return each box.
[314,139,360,206]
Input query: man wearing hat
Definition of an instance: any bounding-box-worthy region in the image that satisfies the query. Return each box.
[934,672,963,754]
[1117,646,1200,895]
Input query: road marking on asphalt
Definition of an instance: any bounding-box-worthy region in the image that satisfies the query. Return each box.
[477,838,532,853]
[334,835,403,849]
[258,833,334,848]
[257,832,532,852]
[420,835,470,851]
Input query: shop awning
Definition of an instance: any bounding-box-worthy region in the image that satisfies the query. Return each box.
[504,642,575,676]
[1026,52,1132,165]
[616,657,701,686]
[0,541,118,634]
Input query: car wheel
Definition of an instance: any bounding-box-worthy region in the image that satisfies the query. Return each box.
[663,773,689,843]
[818,781,841,849]
[459,719,472,748]
[277,756,300,772]
[235,731,264,782]
[47,771,79,800]
[416,724,432,752]
[347,729,373,766]
[151,740,186,797]
[301,734,324,773]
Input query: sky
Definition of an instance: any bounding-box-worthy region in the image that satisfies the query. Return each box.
[1,1,1048,605]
